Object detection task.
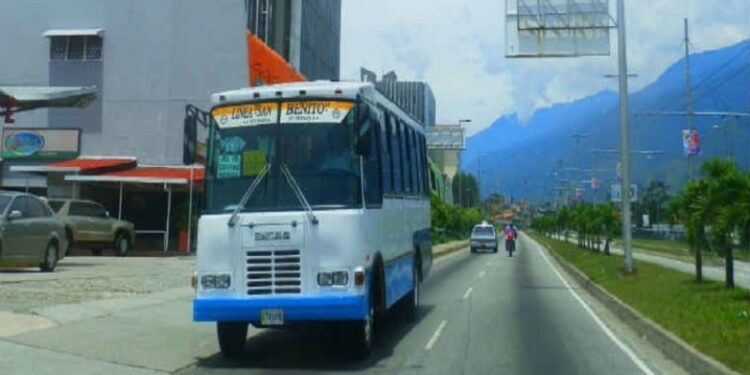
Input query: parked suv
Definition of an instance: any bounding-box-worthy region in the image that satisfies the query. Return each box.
[0,191,67,272]
[48,199,135,256]
[470,222,498,254]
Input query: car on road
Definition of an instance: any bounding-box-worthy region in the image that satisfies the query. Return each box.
[470,222,498,253]
[47,199,135,256]
[0,191,67,272]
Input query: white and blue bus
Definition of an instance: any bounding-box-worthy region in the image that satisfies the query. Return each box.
[192,81,432,358]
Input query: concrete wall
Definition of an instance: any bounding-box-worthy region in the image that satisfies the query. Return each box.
[0,0,248,166]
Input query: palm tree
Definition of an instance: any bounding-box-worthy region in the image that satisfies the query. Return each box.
[701,159,749,289]
[676,180,710,283]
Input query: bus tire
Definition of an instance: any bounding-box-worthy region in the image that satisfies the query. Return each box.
[217,322,247,358]
[349,284,376,359]
[402,260,420,322]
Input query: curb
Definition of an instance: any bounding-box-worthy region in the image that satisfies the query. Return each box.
[538,238,741,375]
[433,240,469,258]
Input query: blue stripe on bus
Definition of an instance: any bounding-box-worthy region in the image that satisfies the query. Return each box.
[385,255,415,309]
[193,294,368,322]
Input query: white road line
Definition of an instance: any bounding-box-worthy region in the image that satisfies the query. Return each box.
[424,320,448,351]
[462,286,474,300]
[478,271,486,278]
[527,235,655,375]
[486,261,493,266]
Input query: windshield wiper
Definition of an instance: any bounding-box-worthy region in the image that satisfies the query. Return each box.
[227,163,271,227]
[281,163,319,225]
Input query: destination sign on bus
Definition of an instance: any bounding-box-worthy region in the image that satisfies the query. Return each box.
[281,101,354,124]
[212,102,278,128]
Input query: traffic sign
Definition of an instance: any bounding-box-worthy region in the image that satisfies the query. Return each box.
[610,184,637,202]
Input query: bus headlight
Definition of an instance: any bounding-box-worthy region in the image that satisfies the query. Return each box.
[317,271,348,286]
[215,274,231,289]
[332,271,348,286]
[317,272,333,286]
[200,274,231,289]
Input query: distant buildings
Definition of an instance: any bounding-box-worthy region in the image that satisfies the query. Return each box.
[247,0,342,81]
[360,68,436,128]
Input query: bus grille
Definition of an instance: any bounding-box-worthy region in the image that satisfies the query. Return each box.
[246,249,301,295]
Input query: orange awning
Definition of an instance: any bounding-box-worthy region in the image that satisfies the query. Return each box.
[65,166,204,185]
[247,30,306,86]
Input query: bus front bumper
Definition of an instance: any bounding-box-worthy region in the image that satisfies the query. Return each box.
[193,294,368,323]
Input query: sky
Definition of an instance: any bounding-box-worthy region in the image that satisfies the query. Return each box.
[340,0,750,136]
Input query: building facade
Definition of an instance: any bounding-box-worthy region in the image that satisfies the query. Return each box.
[0,0,250,250]
[246,0,341,81]
[361,68,436,128]
[0,0,248,172]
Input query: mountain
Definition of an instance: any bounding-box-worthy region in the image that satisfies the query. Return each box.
[462,40,750,203]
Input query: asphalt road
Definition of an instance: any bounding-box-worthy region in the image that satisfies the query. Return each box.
[176,234,686,375]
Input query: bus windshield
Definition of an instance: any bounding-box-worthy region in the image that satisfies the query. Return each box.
[204,100,362,214]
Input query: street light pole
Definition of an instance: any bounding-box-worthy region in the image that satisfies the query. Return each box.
[457,119,471,207]
[616,0,634,273]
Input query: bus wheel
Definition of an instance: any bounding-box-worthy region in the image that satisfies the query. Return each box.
[403,262,420,322]
[350,292,375,359]
[217,322,248,358]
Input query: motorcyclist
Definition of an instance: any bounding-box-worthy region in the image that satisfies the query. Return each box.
[504,222,518,256]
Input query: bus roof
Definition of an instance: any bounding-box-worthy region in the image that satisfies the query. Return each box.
[210,81,370,105]
[210,80,426,133]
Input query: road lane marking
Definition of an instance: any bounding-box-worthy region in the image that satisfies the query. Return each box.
[478,271,486,278]
[462,286,474,300]
[528,235,655,375]
[486,261,493,266]
[424,320,447,351]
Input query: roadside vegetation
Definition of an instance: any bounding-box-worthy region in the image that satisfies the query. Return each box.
[533,157,750,289]
[431,194,484,245]
[531,234,750,374]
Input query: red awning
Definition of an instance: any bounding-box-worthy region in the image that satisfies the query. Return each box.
[10,157,136,174]
[65,166,204,185]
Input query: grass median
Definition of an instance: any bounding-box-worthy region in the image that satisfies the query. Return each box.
[531,233,750,374]
[613,237,750,263]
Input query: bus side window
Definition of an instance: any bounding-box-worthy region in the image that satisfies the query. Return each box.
[379,116,392,194]
[419,133,428,197]
[409,128,420,196]
[390,115,403,194]
[399,120,411,194]
[364,117,383,207]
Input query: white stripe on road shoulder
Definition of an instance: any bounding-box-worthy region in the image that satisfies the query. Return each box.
[526,234,655,375]
[478,271,486,278]
[425,320,448,351]
[462,286,474,300]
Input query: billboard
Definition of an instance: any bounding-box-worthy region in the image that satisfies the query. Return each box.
[505,0,612,58]
[426,126,465,150]
[2,128,80,161]
[682,129,700,156]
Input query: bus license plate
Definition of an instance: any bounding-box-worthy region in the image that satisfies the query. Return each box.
[261,309,284,326]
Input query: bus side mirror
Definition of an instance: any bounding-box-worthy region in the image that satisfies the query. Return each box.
[8,210,22,221]
[183,116,197,165]
[354,103,372,156]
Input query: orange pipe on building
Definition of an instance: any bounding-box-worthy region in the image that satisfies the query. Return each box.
[246,30,306,87]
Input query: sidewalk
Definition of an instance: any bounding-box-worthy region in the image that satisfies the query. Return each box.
[554,234,749,290]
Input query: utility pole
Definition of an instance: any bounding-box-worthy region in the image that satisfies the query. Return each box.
[684,17,701,282]
[685,18,695,180]
[571,133,589,203]
[616,0,634,273]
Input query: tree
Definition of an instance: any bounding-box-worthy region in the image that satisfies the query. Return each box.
[675,179,710,283]
[641,180,670,226]
[700,159,749,289]
[452,173,479,208]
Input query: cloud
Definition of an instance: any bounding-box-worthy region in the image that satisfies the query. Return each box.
[341,0,749,135]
